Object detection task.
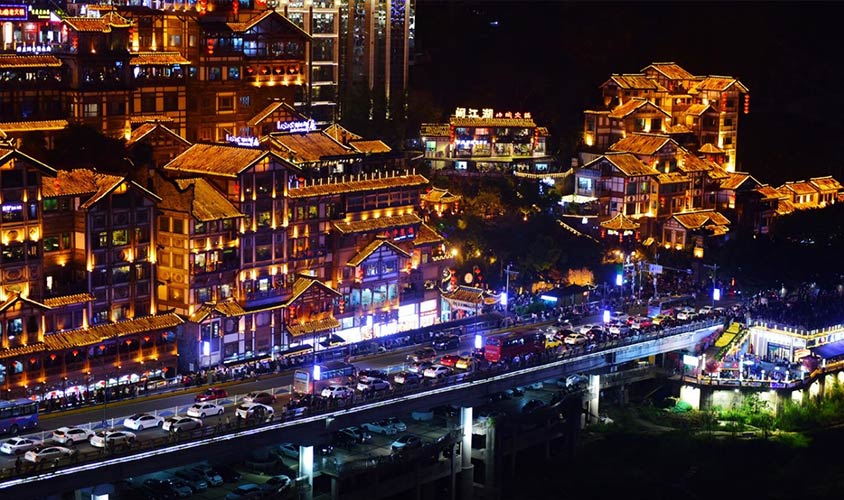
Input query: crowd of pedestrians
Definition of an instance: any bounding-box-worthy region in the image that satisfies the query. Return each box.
[746,284,844,330]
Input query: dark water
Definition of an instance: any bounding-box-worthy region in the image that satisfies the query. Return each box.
[508,428,844,500]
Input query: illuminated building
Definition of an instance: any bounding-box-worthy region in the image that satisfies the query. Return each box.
[581,62,749,173]
[420,107,554,175]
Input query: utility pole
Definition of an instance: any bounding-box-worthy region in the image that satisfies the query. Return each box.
[702,263,718,307]
[503,264,519,316]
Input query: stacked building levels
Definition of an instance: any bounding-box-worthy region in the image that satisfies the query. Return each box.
[0,119,456,398]
[574,62,843,251]
[0,0,414,143]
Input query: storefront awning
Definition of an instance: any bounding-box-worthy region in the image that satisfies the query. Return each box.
[811,340,844,359]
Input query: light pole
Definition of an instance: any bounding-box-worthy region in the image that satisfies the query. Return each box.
[503,264,518,318]
[703,263,719,307]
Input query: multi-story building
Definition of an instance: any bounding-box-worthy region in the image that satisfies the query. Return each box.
[581,62,749,173]
[420,107,554,175]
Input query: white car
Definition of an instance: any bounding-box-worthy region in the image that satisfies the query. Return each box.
[191,466,224,487]
[53,427,94,445]
[24,446,75,463]
[162,416,203,433]
[361,420,398,435]
[356,379,392,392]
[698,305,714,315]
[564,333,588,345]
[0,437,40,455]
[90,430,136,448]
[122,413,163,431]
[321,385,354,399]
[187,402,225,418]
[385,417,407,432]
[278,442,299,459]
[578,324,597,334]
[235,402,274,421]
[423,365,452,379]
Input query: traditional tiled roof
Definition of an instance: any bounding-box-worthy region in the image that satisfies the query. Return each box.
[608,98,669,119]
[414,223,445,246]
[174,178,244,221]
[130,115,175,124]
[757,184,784,201]
[288,174,428,199]
[603,74,666,91]
[585,153,657,177]
[286,315,340,337]
[0,119,68,133]
[699,143,724,154]
[420,123,450,136]
[685,104,712,116]
[706,225,730,236]
[776,199,795,215]
[656,172,690,184]
[189,300,246,323]
[42,293,96,308]
[609,134,674,156]
[346,237,411,267]
[0,147,57,176]
[694,76,749,93]
[600,213,640,231]
[720,172,759,191]
[705,163,731,180]
[666,124,692,134]
[677,152,711,173]
[333,213,422,234]
[267,132,353,163]
[247,100,301,127]
[164,144,269,178]
[283,277,340,306]
[349,140,392,154]
[641,62,696,81]
[129,52,191,66]
[0,293,50,313]
[442,286,486,304]
[228,9,311,40]
[126,121,190,148]
[43,313,184,351]
[809,176,843,193]
[421,187,461,203]
[63,13,131,32]
[779,181,818,196]
[324,123,363,142]
[672,210,730,230]
[0,55,62,68]
[450,117,536,128]
[42,169,123,205]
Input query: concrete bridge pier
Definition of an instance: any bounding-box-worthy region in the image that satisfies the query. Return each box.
[298,445,314,500]
[585,374,601,425]
[460,406,474,500]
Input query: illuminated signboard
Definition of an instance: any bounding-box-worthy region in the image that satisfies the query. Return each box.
[225,134,260,147]
[0,5,27,20]
[454,107,532,120]
[276,119,316,133]
[29,6,51,19]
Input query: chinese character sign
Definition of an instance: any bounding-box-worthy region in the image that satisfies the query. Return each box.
[0,5,27,20]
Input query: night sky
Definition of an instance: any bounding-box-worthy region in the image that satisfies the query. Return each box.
[411,1,844,186]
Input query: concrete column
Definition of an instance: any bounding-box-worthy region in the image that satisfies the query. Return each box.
[484,420,497,500]
[587,374,601,425]
[299,445,314,500]
[460,406,474,500]
[330,477,339,500]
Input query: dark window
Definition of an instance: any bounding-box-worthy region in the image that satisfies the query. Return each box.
[141,94,156,113]
[163,93,179,112]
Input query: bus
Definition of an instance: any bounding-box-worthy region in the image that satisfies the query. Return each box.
[293,361,357,395]
[647,295,694,318]
[0,398,38,435]
[484,332,546,363]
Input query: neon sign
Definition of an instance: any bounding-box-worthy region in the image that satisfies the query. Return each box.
[276,119,316,133]
[0,5,27,20]
[225,134,260,147]
[29,6,51,19]
[454,107,532,120]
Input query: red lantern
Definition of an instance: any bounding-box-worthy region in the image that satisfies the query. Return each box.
[72,350,79,357]
[232,0,239,16]
[125,339,132,346]
[163,367,169,373]
[720,93,727,110]
[99,345,106,351]
[143,336,150,343]
[49,354,57,361]
[29,357,36,364]
[743,94,750,115]
[206,38,214,55]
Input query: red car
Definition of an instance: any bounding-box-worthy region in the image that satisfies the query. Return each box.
[438,355,461,368]
[195,387,228,402]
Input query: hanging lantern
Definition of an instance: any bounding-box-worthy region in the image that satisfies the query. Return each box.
[72,350,79,357]
[206,38,214,55]
[743,94,750,115]
[49,353,57,361]
[232,0,239,16]
[125,339,132,346]
[144,335,150,343]
[29,357,37,364]
[720,93,727,110]
[99,345,106,351]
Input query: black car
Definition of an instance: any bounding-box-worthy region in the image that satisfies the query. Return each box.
[141,480,177,500]
[431,405,459,418]
[407,348,437,363]
[209,465,241,483]
[332,430,357,448]
[432,335,460,351]
[522,399,547,414]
